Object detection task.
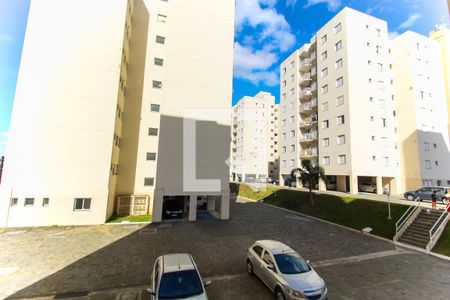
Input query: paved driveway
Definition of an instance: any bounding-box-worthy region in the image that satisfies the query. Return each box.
[1,197,449,299]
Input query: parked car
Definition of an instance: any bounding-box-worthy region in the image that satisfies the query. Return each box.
[148,253,211,300]
[163,197,184,219]
[359,182,377,193]
[247,240,327,300]
[404,186,448,203]
[197,196,207,209]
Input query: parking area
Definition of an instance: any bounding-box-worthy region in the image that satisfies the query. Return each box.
[1,197,449,299]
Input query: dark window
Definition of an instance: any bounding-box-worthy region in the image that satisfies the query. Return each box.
[10,198,18,207]
[158,270,203,299]
[74,198,91,211]
[154,58,164,66]
[144,178,155,186]
[151,104,160,112]
[253,245,263,257]
[148,128,158,136]
[274,254,311,274]
[24,198,34,207]
[42,198,49,207]
[152,81,162,89]
[156,35,166,44]
[146,152,157,161]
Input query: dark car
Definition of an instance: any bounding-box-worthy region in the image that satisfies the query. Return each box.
[163,197,184,219]
[404,186,448,203]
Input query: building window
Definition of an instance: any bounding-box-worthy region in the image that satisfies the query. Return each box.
[290,61,295,69]
[381,118,387,127]
[433,143,437,149]
[335,23,342,33]
[321,85,328,94]
[282,93,286,100]
[383,157,389,167]
[146,152,157,161]
[290,88,295,96]
[73,198,91,211]
[336,115,345,125]
[148,128,159,136]
[152,80,162,89]
[289,101,294,109]
[323,156,330,165]
[290,159,295,167]
[144,177,155,186]
[157,14,167,23]
[290,144,295,152]
[336,95,344,106]
[290,74,295,82]
[282,146,286,153]
[372,156,377,161]
[377,63,383,72]
[321,68,328,78]
[321,51,327,61]
[282,80,286,87]
[381,137,388,147]
[337,135,345,145]
[24,198,34,207]
[322,138,330,147]
[290,130,295,137]
[42,198,49,207]
[335,40,342,51]
[425,160,431,169]
[335,58,343,69]
[321,34,327,45]
[10,198,18,207]
[282,160,286,167]
[338,155,346,165]
[435,161,439,166]
[322,120,329,129]
[154,57,164,66]
[282,133,286,139]
[151,104,160,112]
[282,119,286,126]
[424,142,429,151]
[282,67,286,75]
[321,102,329,111]
[156,35,166,44]
[336,77,343,87]
[289,116,295,124]
[371,136,376,141]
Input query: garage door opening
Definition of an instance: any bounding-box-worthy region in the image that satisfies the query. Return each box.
[162,196,188,220]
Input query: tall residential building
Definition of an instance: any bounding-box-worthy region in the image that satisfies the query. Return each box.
[0,0,235,227]
[392,31,450,190]
[230,92,278,182]
[430,25,450,140]
[279,7,399,194]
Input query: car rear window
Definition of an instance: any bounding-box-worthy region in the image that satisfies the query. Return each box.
[158,270,203,299]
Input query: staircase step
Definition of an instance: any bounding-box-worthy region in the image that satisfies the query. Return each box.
[401,234,429,244]
[404,229,429,237]
[408,224,434,231]
[399,237,427,248]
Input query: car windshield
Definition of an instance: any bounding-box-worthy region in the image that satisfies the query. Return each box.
[274,253,311,274]
[158,270,203,299]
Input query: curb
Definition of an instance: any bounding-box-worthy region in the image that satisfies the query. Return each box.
[394,241,450,262]
[105,221,152,226]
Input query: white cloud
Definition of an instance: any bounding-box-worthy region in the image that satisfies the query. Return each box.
[304,0,342,11]
[234,0,295,86]
[0,131,8,138]
[388,31,399,39]
[0,34,13,43]
[398,13,421,29]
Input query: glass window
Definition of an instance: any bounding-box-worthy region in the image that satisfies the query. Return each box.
[154,58,164,66]
[152,81,162,89]
[73,198,91,211]
[10,198,18,207]
[321,51,328,61]
[263,251,273,264]
[322,102,329,111]
[336,95,344,106]
[24,198,34,207]
[156,35,166,44]
[337,115,345,125]
[42,198,49,207]
[335,40,342,51]
[290,88,295,96]
[337,135,345,145]
[322,138,330,147]
[425,160,431,169]
[338,155,346,165]
[148,128,159,136]
[146,152,157,161]
[274,253,311,274]
[335,23,342,33]
[253,246,263,257]
[321,85,328,94]
[335,58,343,69]
[144,177,155,186]
[424,142,430,151]
[321,34,327,45]
[158,270,203,299]
[290,145,295,152]
[322,120,329,129]
[151,104,160,112]
[157,14,167,23]
[323,156,330,165]
[321,68,328,78]
[336,77,343,87]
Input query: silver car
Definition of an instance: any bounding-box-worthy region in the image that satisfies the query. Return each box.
[148,253,211,300]
[247,240,327,300]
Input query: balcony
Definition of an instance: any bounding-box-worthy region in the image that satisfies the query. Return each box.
[310,68,317,78]
[310,51,317,62]
[299,98,318,113]
[299,73,312,86]
[300,58,312,72]
[300,88,312,101]
[299,132,318,143]
[299,116,317,128]
[300,148,318,158]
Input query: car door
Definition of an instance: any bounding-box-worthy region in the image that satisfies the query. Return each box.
[249,245,264,277]
[418,187,432,200]
[259,250,278,291]
[151,259,161,300]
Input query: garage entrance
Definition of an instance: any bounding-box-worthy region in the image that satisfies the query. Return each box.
[162,196,188,220]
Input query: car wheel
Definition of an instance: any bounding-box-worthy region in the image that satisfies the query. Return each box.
[406,194,415,201]
[246,260,253,275]
[275,288,285,300]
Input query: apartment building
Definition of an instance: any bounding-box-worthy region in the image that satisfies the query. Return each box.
[430,25,450,141]
[392,31,450,190]
[230,92,279,182]
[0,0,235,227]
[279,7,399,194]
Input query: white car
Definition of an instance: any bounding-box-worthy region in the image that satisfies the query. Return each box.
[148,253,211,299]
[247,240,327,300]
[359,182,377,193]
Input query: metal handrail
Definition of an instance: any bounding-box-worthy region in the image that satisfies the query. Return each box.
[395,198,421,233]
[429,210,449,242]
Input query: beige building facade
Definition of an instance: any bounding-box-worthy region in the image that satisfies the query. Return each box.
[392,31,450,191]
[280,7,399,194]
[231,92,279,182]
[0,0,235,227]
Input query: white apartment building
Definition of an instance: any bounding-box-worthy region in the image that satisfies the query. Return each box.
[0,0,235,227]
[279,7,399,194]
[392,31,450,190]
[231,92,279,182]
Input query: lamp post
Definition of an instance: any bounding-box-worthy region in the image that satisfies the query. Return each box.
[387,190,392,220]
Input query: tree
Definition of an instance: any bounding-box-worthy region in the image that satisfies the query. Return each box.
[290,159,328,205]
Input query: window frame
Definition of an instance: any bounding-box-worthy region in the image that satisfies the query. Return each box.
[73,198,91,211]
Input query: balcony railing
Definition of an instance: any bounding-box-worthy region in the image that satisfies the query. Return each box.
[300,88,312,99]
[301,58,311,68]
[299,132,318,142]
[300,148,318,157]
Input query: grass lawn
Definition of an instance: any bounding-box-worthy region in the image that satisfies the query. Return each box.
[433,223,450,256]
[232,183,408,240]
[107,215,152,223]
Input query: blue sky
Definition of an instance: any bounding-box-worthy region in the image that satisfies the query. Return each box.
[0,0,449,156]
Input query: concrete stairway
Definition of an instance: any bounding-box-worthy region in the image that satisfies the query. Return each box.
[398,209,446,249]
